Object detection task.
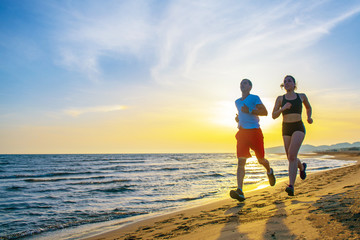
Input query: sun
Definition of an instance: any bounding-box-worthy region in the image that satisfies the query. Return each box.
[210,101,238,128]
[211,100,277,130]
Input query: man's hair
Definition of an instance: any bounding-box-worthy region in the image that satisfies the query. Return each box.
[242,78,252,87]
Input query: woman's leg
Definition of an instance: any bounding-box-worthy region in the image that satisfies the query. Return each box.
[297,159,302,169]
[283,136,291,157]
[287,131,305,186]
[282,136,292,185]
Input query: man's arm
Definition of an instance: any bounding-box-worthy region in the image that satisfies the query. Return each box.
[251,103,268,116]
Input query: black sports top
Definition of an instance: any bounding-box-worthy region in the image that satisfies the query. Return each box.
[282,93,302,115]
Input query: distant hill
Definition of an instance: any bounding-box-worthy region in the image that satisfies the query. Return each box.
[266,141,360,154]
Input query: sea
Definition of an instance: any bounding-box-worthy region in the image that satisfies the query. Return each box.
[0,153,356,240]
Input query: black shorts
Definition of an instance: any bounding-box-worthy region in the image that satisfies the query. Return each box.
[282,121,305,136]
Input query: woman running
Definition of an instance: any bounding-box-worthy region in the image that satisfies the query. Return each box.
[272,75,313,196]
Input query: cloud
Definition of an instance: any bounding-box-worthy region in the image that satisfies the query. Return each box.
[64,105,128,117]
[148,1,360,86]
[52,0,155,81]
[49,0,360,87]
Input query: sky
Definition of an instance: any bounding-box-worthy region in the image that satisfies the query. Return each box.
[1,0,360,154]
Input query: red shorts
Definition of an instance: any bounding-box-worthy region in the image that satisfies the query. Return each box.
[235,128,265,159]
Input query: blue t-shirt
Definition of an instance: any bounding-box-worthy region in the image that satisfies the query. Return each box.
[235,94,263,129]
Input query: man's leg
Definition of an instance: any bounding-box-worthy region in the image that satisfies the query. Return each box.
[257,158,271,173]
[232,129,250,201]
[258,158,276,186]
[230,157,247,201]
[252,128,276,186]
[237,157,247,190]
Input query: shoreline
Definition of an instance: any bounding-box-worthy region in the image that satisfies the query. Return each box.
[310,151,360,161]
[82,151,360,240]
[35,176,290,240]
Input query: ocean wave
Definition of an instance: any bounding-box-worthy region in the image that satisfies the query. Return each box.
[5,185,27,191]
[151,191,219,204]
[1,202,52,211]
[159,167,181,171]
[0,209,147,240]
[311,166,331,171]
[24,178,64,182]
[90,185,135,193]
[69,179,131,185]
[176,196,202,202]
[184,173,226,180]
[273,173,288,178]
[1,171,107,180]
[108,160,146,164]
[121,169,148,173]
[23,175,109,183]
[152,197,200,203]
[98,165,126,171]
[207,173,226,178]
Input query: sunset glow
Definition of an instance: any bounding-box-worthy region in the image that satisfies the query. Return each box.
[1,0,360,153]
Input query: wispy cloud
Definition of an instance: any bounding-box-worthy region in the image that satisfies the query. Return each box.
[52,0,155,82]
[49,0,360,87]
[64,105,127,117]
[150,1,360,86]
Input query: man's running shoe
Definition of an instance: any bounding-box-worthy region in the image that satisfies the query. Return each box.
[300,163,307,180]
[285,185,294,196]
[267,168,276,186]
[230,188,245,202]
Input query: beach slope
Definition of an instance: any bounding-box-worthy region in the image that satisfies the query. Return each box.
[85,154,360,240]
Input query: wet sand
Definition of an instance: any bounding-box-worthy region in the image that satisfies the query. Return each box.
[84,151,360,240]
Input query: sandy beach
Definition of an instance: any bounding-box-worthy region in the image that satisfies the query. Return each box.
[84,152,360,240]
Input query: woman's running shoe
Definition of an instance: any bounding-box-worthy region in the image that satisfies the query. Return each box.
[300,163,307,180]
[285,185,294,196]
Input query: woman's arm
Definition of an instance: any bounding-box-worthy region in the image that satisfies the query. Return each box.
[272,96,288,119]
[301,94,313,124]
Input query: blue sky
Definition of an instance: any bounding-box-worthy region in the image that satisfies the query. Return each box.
[1,0,360,153]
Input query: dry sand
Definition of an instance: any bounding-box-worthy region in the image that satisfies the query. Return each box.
[84,152,360,240]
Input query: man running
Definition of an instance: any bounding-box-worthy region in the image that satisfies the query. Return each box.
[230,79,276,201]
